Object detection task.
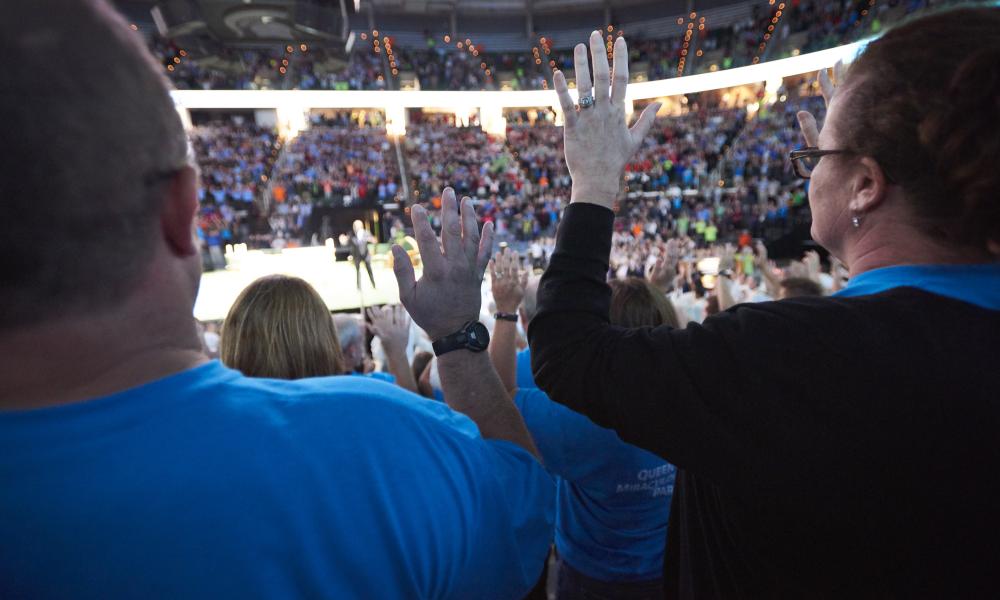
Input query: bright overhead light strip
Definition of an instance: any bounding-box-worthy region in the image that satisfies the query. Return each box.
[170,40,867,111]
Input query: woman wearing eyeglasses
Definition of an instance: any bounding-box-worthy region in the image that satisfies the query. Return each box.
[530,8,1000,598]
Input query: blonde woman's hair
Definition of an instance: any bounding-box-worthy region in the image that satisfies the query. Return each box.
[220,275,346,379]
[608,278,680,329]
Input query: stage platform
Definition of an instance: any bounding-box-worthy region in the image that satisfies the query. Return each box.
[194,245,413,322]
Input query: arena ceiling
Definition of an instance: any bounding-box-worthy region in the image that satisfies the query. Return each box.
[117,0,743,28]
[114,0,752,52]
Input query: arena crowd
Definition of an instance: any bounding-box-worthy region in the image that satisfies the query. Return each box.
[2,1,999,599]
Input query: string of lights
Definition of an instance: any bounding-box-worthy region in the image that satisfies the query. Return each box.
[133,19,190,76]
[385,36,398,77]
[753,1,786,65]
[677,11,697,77]
[538,36,553,90]
[440,33,494,88]
[364,30,386,85]
[165,48,187,73]
[696,15,707,59]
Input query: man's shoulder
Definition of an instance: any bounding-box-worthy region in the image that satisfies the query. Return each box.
[196,364,484,444]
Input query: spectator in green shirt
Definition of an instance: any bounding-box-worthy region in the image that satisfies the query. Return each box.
[704,221,718,244]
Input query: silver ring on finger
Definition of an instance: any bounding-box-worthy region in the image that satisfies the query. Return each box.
[578,94,595,109]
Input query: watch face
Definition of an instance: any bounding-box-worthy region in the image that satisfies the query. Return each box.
[465,322,490,352]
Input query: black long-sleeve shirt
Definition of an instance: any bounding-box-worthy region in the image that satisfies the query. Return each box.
[529,203,1000,598]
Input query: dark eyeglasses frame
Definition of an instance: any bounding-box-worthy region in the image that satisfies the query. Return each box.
[788,147,853,179]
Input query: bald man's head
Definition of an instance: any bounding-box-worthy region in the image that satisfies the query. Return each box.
[1,0,189,329]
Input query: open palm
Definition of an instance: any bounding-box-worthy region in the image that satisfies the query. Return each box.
[553,32,662,206]
[391,188,494,341]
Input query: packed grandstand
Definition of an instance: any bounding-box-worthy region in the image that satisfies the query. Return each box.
[153,1,932,273]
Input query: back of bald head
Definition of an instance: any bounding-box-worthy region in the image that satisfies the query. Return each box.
[0,0,189,330]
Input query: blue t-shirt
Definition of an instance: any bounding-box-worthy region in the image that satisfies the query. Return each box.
[833,263,1000,310]
[0,362,554,599]
[516,347,537,390]
[350,371,396,384]
[513,387,675,582]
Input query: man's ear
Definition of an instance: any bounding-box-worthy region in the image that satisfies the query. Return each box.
[848,156,889,216]
[161,165,200,257]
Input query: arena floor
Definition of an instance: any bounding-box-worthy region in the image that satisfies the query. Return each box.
[194,246,410,321]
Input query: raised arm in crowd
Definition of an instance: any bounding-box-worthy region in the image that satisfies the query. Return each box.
[530,15,1000,597]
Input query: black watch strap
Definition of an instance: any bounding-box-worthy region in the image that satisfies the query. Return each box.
[432,321,490,357]
[494,312,518,322]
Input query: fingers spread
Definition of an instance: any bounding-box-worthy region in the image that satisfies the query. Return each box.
[629,102,661,151]
[553,71,577,128]
[476,221,495,279]
[833,59,846,89]
[611,36,629,106]
[460,196,480,266]
[819,68,835,105]
[796,111,820,147]
[440,188,462,259]
[589,31,610,103]
[409,204,444,276]
[391,245,416,302]
[504,250,516,277]
[573,43,593,101]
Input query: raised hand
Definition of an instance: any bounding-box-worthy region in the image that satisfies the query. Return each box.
[796,61,843,147]
[367,304,420,394]
[719,243,737,273]
[490,249,529,314]
[648,255,676,293]
[829,255,847,278]
[754,241,769,269]
[829,255,849,292]
[786,260,809,280]
[367,304,411,355]
[803,250,822,282]
[665,238,683,267]
[394,192,538,459]
[391,188,494,340]
[553,32,662,207]
[649,239,682,293]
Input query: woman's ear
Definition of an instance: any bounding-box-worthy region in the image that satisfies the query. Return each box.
[848,156,890,216]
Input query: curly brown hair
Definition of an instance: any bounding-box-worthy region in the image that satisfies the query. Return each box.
[836,6,1000,252]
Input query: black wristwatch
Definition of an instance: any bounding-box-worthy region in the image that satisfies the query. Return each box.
[494,312,518,322]
[432,321,491,357]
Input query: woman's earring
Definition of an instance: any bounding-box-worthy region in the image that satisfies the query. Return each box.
[851,215,862,228]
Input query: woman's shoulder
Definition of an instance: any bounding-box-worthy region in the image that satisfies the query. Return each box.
[700,287,999,346]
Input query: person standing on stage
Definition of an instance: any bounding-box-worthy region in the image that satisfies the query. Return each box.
[349,219,377,289]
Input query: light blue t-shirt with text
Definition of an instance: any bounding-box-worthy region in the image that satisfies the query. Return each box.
[514,387,674,582]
